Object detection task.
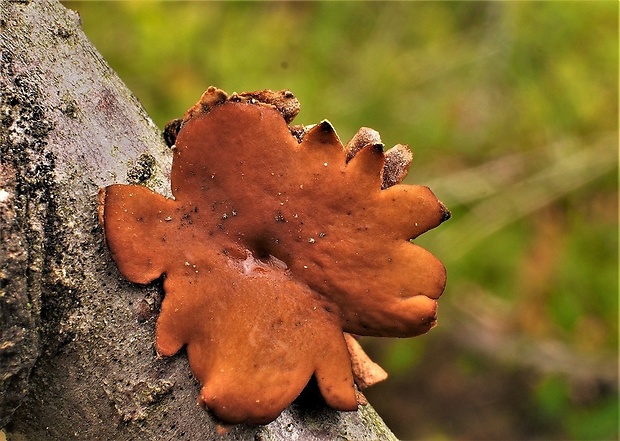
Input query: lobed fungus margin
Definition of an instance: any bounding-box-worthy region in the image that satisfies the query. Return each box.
[99,86,449,425]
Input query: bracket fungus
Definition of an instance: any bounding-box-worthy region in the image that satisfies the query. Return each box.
[98,86,450,425]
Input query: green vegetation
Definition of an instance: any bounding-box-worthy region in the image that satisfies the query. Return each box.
[63,2,618,439]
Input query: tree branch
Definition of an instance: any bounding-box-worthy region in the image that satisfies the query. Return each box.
[0,1,396,439]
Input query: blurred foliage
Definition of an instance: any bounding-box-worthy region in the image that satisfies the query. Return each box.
[63,1,618,440]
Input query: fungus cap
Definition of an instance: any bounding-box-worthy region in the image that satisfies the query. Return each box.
[99,87,449,425]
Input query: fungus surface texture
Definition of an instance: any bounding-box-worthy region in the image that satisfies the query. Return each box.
[99,87,450,425]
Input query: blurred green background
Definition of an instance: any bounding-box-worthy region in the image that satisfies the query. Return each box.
[62,2,618,439]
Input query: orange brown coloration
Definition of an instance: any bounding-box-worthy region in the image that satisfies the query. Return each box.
[99,87,449,425]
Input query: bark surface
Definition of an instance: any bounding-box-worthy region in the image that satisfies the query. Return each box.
[0,1,397,439]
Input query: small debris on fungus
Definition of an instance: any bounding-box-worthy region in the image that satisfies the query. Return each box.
[99,86,450,425]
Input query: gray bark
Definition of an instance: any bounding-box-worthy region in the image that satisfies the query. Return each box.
[0,1,397,439]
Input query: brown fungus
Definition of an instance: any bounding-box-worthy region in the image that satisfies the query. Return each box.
[99,86,450,425]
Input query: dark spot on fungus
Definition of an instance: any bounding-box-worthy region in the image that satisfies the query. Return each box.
[163,118,182,148]
[99,86,448,425]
